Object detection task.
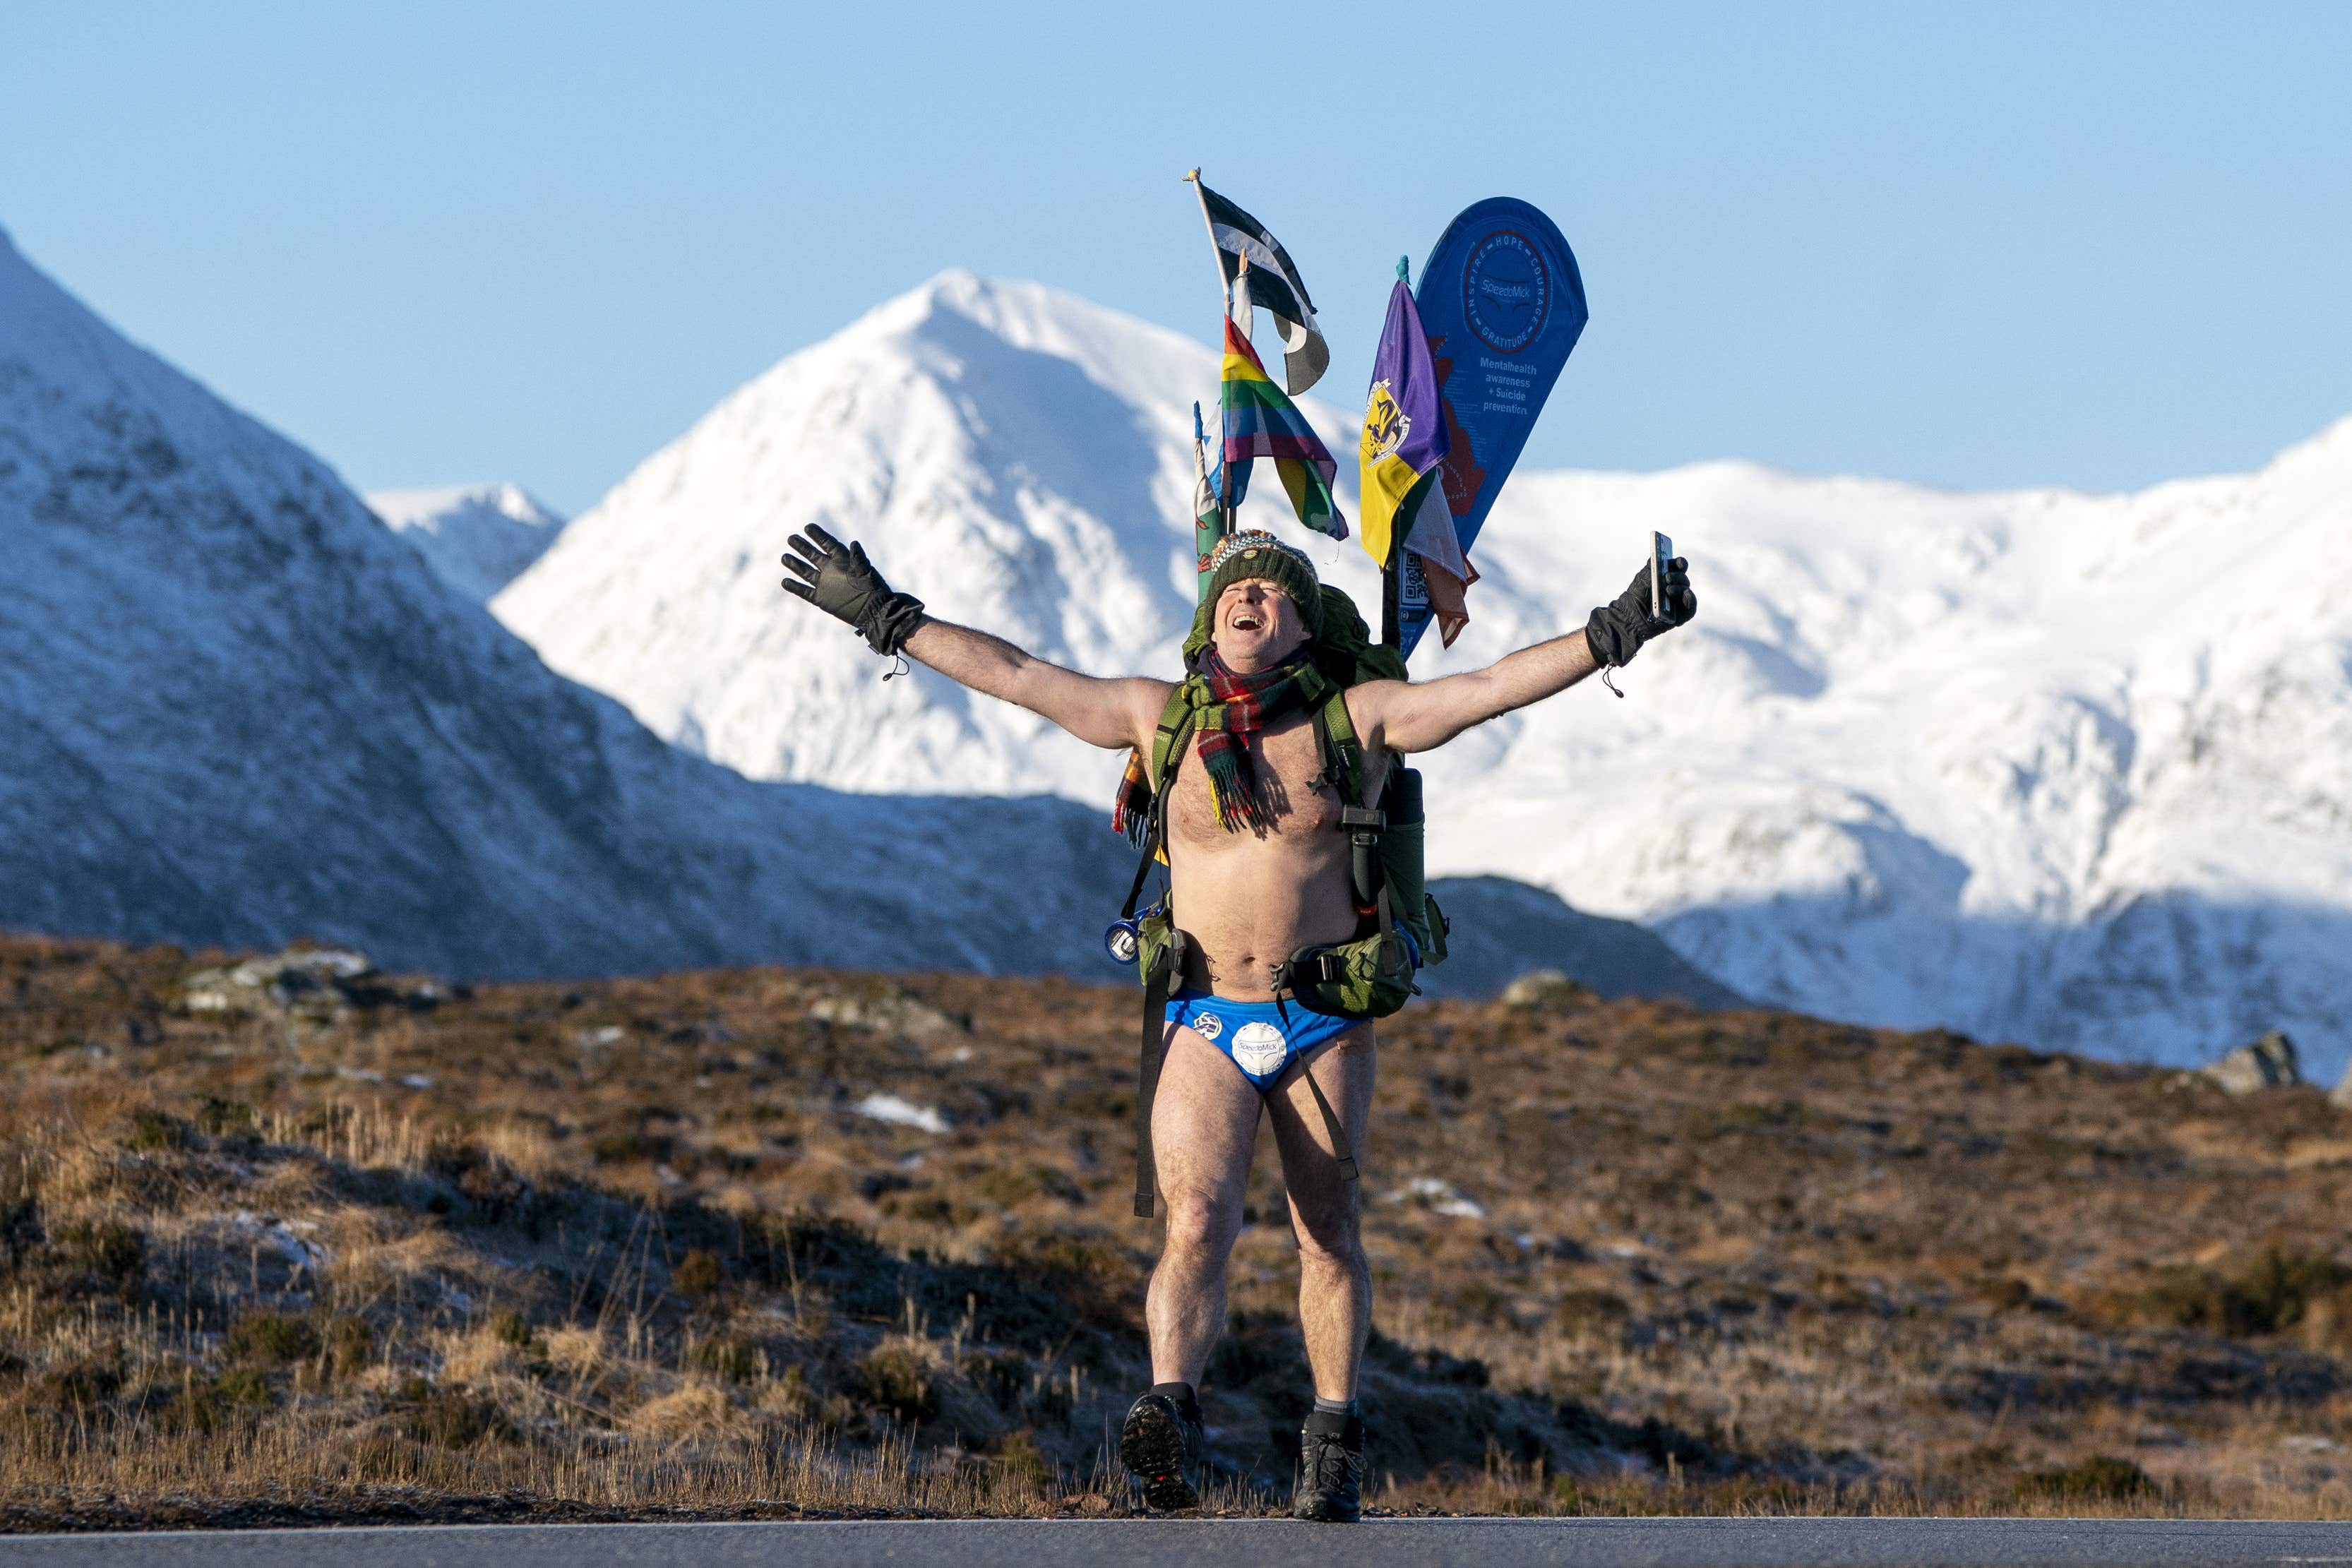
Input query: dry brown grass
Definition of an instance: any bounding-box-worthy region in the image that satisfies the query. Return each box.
[2,932,2350,1528]
[4,1411,1065,1522]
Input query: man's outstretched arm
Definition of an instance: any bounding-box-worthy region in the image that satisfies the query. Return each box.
[782,525,1167,753]
[1354,556,1697,754]
[900,618,1169,751]
[1361,627,1602,753]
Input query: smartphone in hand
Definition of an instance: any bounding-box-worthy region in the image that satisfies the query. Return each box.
[1650,530,1675,621]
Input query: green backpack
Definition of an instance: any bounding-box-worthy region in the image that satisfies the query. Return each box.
[1116,584,1450,1216]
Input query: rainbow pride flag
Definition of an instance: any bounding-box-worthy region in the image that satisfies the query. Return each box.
[1219,317,1347,541]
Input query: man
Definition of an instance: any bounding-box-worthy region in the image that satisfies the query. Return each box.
[783,524,1695,1521]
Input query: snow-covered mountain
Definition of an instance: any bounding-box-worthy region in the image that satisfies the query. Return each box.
[494,272,1380,801]
[369,482,565,602]
[0,226,1135,981]
[1435,438,2352,1082]
[498,273,2352,1079]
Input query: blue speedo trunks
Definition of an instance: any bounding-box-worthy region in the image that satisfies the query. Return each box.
[1164,990,1359,1091]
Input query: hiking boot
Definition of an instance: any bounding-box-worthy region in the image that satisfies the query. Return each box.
[1292,1410,1364,1522]
[1119,1389,1205,1512]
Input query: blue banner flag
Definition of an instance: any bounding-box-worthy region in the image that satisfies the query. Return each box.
[1398,199,1588,657]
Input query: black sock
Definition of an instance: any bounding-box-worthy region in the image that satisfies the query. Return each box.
[1150,1380,1201,1423]
[1306,1396,1359,1436]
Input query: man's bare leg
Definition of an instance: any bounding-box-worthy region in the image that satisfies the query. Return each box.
[1144,1024,1263,1384]
[1268,1025,1376,1401]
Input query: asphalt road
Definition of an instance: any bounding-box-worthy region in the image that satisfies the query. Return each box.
[5,1518,2352,1568]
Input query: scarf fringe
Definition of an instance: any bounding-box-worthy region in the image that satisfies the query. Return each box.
[1111,748,1153,846]
[1202,745,1274,833]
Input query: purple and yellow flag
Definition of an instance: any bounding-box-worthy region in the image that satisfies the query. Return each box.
[1219,317,1347,541]
[1360,279,1474,647]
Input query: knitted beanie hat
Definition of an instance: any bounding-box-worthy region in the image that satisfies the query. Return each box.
[1198,531,1324,640]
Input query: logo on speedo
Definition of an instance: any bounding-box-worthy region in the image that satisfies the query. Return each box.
[1192,1010,1223,1043]
[1229,1020,1289,1079]
[1463,230,1549,353]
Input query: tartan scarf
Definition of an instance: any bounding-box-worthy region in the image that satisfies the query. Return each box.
[1113,647,1332,842]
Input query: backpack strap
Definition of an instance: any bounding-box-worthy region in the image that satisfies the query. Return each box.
[1313,686,1366,803]
[1311,691,1385,920]
[1121,702,1198,921]
[1146,684,1196,795]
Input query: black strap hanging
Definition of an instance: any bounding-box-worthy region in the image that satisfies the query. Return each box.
[1128,711,1198,1218]
[1301,1063,1359,1185]
[1134,939,1176,1219]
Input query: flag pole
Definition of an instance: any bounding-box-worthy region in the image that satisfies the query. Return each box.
[1219,253,1254,541]
[1181,169,1232,320]
[1380,256,1412,650]
[1192,402,1220,601]
[1382,542,1400,648]
[1183,169,1237,544]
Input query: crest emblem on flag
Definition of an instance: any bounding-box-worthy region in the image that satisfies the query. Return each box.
[1361,379,1411,465]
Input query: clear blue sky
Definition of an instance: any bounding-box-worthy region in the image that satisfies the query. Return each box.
[6,2,2349,516]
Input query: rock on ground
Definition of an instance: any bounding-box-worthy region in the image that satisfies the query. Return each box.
[2202,1031,2302,1095]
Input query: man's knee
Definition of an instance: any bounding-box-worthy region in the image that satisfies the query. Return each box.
[1291,1198,1363,1272]
[1160,1189,1244,1259]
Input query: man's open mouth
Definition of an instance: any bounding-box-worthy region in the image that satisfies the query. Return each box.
[1232,612,1262,631]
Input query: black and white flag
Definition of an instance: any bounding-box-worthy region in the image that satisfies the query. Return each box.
[1193,178,1330,396]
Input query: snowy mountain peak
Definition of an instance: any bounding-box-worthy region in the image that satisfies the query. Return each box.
[2,217,166,384]
[2254,410,2352,494]
[848,270,1188,366]
[0,220,289,475]
[494,273,1368,799]
[369,482,567,602]
[850,269,1028,340]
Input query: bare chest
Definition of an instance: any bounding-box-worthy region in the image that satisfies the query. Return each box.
[1163,715,1345,848]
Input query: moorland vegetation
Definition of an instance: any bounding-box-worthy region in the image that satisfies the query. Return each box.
[3,935,2348,1528]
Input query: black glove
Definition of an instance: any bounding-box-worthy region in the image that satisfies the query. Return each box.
[781,524,926,657]
[1585,556,1696,668]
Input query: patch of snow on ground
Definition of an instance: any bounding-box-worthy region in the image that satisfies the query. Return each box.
[852,1094,950,1134]
[1389,1177,1486,1219]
